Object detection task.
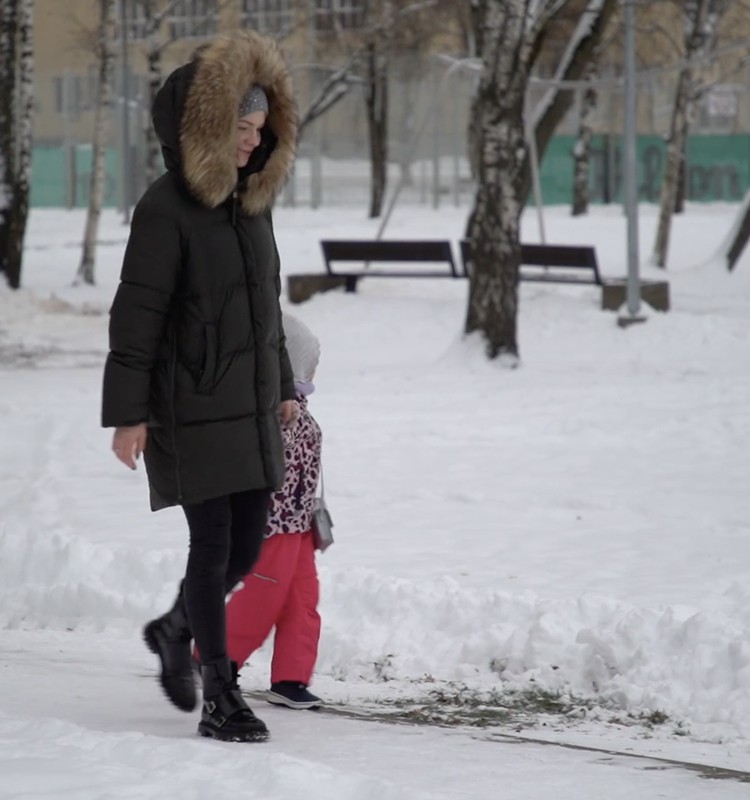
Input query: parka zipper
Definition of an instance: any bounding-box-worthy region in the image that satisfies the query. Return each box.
[169,333,184,502]
[230,190,274,486]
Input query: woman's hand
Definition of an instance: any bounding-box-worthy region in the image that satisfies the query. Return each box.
[112,423,148,470]
[279,400,299,425]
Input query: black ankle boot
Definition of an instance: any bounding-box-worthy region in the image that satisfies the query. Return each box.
[143,588,196,712]
[198,658,269,743]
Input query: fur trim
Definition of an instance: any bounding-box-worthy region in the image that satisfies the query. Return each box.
[180,31,297,213]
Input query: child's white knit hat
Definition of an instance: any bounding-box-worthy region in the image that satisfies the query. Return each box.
[282,313,320,383]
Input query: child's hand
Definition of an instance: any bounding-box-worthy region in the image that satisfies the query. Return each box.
[279,400,299,425]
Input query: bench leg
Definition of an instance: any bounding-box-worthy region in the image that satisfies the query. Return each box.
[287,275,352,304]
[344,275,359,293]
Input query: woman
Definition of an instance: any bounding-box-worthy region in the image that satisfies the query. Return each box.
[101,31,298,743]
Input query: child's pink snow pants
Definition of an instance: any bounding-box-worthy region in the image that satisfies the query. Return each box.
[224,530,321,685]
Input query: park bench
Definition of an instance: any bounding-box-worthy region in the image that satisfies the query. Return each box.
[285,239,463,303]
[322,239,463,289]
[284,237,667,307]
[460,240,603,285]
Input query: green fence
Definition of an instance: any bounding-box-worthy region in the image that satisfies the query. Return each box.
[30,146,121,208]
[539,134,750,205]
[30,134,750,208]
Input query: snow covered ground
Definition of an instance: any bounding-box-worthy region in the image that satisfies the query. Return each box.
[1,200,749,799]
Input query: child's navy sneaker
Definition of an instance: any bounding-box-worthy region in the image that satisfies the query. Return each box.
[266,682,323,709]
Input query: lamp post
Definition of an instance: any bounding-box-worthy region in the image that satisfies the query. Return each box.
[120,0,131,224]
[620,0,644,325]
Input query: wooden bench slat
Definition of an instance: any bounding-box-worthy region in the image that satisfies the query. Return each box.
[321,239,459,277]
[460,239,602,285]
[328,270,458,278]
[520,273,599,284]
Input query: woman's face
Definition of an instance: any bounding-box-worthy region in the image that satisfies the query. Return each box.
[236,110,267,167]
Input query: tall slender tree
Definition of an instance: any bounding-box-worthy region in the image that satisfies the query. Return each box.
[0,0,34,290]
[0,0,20,287]
[134,0,201,187]
[571,65,597,216]
[714,187,750,271]
[303,0,443,217]
[466,0,617,361]
[76,0,116,286]
[651,0,729,269]
[364,0,392,218]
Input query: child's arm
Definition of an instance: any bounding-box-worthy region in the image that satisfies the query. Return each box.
[281,396,312,448]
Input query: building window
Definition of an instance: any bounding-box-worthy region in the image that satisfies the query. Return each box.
[119,0,149,41]
[53,71,99,117]
[167,0,218,40]
[314,0,367,33]
[240,0,294,36]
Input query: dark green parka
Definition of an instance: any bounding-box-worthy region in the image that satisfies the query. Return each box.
[101,32,297,511]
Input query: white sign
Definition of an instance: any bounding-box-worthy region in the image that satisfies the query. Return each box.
[707,86,738,118]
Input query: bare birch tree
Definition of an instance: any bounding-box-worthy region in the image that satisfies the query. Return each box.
[0,0,34,290]
[133,0,203,187]
[76,0,116,286]
[466,0,617,361]
[302,0,442,217]
[0,1,20,284]
[525,0,617,206]
[298,53,363,136]
[364,0,392,218]
[141,0,174,187]
[571,65,597,216]
[651,0,729,269]
[306,1,390,217]
[714,187,750,272]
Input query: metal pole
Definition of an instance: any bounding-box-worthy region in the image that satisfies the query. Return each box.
[431,67,440,210]
[311,116,322,208]
[120,0,131,223]
[526,114,547,244]
[452,71,460,207]
[62,70,74,209]
[623,0,640,317]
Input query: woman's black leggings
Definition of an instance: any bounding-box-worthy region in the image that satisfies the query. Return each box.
[181,488,271,666]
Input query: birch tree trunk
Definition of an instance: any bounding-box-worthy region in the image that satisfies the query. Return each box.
[714,186,750,271]
[465,1,530,361]
[522,0,618,205]
[0,0,33,290]
[138,0,216,186]
[77,0,116,286]
[365,1,392,219]
[465,0,484,185]
[5,0,33,289]
[674,138,688,213]
[145,35,163,186]
[466,0,615,360]
[651,69,695,267]
[652,0,719,268]
[365,41,388,218]
[571,79,597,216]
[725,204,750,272]
[0,0,20,286]
[141,0,173,187]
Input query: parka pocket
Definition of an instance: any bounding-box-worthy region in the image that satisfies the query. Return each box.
[195,323,218,393]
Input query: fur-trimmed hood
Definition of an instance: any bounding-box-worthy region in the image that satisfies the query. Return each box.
[152,31,297,215]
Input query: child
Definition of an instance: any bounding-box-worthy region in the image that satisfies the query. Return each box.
[223,313,324,709]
